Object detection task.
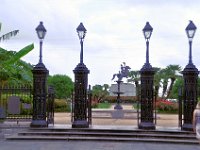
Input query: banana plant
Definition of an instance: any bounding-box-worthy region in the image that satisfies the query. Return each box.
[0,22,34,87]
[0,44,34,87]
[0,22,19,42]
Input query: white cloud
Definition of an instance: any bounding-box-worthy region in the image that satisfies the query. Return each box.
[1,0,200,86]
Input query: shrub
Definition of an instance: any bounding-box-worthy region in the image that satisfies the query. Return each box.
[54,99,71,112]
[103,96,138,103]
[156,99,178,113]
[91,100,98,108]
[21,107,32,115]
[20,96,32,104]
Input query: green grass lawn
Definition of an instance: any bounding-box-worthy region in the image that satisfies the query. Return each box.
[95,103,111,109]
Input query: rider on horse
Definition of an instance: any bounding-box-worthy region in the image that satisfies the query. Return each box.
[112,62,131,81]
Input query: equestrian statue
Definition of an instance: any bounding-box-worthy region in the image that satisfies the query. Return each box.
[112,62,131,81]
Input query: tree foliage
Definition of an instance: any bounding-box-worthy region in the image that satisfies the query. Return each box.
[0,44,34,87]
[127,70,140,88]
[170,77,184,99]
[127,65,182,99]
[47,74,73,99]
[92,84,109,103]
[165,65,182,99]
[154,67,162,98]
[0,22,19,42]
[0,23,34,86]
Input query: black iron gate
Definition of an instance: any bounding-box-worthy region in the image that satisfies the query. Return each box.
[47,86,55,126]
[137,85,184,129]
[178,87,183,129]
[0,85,32,121]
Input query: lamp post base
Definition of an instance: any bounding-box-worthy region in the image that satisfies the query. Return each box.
[30,120,47,127]
[72,120,89,128]
[139,122,155,130]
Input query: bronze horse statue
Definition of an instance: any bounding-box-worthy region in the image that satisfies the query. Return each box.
[112,63,131,81]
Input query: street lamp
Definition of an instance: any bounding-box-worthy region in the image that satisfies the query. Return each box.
[72,22,90,128]
[142,22,153,68]
[143,22,153,40]
[182,20,198,131]
[30,21,49,127]
[185,20,196,66]
[139,21,155,130]
[35,21,47,65]
[76,22,87,64]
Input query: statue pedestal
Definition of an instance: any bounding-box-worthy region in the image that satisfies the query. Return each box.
[114,103,123,110]
[113,80,123,110]
[112,109,124,118]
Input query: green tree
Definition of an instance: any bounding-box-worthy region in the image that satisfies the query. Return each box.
[0,44,34,87]
[47,74,73,99]
[170,77,184,99]
[165,65,182,99]
[92,84,110,103]
[127,70,140,88]
[0,23,34,86]
[160,68,169,99]
[0,22,19,42]
[154,67,162,99]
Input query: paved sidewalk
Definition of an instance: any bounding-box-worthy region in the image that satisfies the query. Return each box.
[0,104,198,150]
[0,140,200,150]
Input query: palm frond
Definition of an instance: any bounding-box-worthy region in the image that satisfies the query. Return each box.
[3,43,34,65]
[0,30,19,42]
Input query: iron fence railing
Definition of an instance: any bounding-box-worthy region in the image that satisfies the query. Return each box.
[0,85,32,121]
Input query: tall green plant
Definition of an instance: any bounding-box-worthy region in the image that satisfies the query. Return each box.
[0,22,19,42]
[127,70,140,88]
[0,44,34,86]
[154,67,162,98]
[0,23,34,86]
[165,65,182,99]
[92,84,110,103]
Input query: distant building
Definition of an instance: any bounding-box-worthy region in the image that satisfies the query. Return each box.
[109,83,136,96]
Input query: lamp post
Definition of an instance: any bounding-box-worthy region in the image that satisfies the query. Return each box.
[36,21,47,65]
[139,22,155,130]
[30,21,49,127]
[72,22,90,128]
[143,22,153,68]
[77,22,86,64]
[182,20,199,131]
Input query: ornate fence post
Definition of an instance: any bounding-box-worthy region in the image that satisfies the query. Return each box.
[139,22,155,130]
[72,22,90,128]
[31,64,49,127]
[72,63,90,128]
[182,20,199,131]
[30,21,48,127]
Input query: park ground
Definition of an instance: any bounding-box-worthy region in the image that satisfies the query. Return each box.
[0,104,200,150]
[54,104,179,128]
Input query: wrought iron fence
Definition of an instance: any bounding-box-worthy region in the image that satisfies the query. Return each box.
[0,85,55,125]
[0,85,32,121]
[47,86,55,126]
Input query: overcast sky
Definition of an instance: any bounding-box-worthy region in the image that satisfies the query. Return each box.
[1,0,200,86]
